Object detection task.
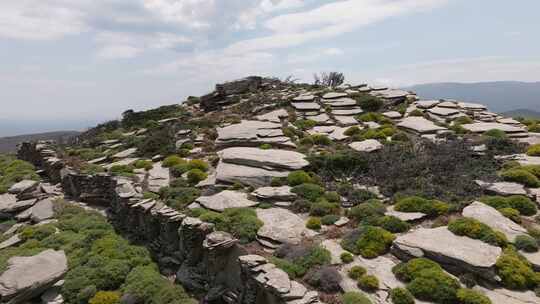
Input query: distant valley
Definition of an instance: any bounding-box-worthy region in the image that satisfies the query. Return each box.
[0,131,80,153]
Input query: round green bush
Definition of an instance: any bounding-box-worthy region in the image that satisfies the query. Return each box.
[454,116,474,125]
[480,196,537,216]
[259,143,272,150]
[456,288,492,304]
[186,169,207,184]
[389,287,415,304]
[514,235,539,253]
[348,266,367,280]
[391,132,409,142]
[356,95,384,112]
[322,214,340,225]
[499,208,521,223]
[394,196,449,216]
[345,126,362,136]
[348,200,386,224]
[527,144,540,156]
[522,165,540,178]
[187,159,209,172]
[500,169,540,187]
[409,109,424,117]
[342,291,372,304]
[309,198,340,216]
[134,160,153,170]
[358,275,379,292]
[355,226,395,259]
[292,183,325,201]
[448,217,507,247]
[306,217,322,230]
[312,134,332,146]
[89,291,121,304]
[162,155,185,168]
[484,129,508,139]
[375,216,410,233]
[340,252,354,264]
[324,191,341,203]
[294,119,317,131]
[496,248,538,290]
[287,171,313,186]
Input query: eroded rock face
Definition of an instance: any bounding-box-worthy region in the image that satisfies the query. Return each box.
[392,227,501,281]
[215,161,289,187]
[397,117,447,134]
[146,162,170,193]
[196,190,259,212]
[256,208,317,247]
[0,195,36,214]
[8,180,38,195]
[461,122,525,134]
[462,201,528,242]
[219,147,309,171]
[0,250,68,304]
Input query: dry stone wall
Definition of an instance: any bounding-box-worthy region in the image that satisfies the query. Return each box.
[17,141,319,304]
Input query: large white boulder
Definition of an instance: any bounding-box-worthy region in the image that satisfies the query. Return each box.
[219,147,308,171]
[256,208,317,247]
[196,190,258,212]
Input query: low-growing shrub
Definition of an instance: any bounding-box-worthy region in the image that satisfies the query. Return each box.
[288,171,313,186]
[375,216,410,233]
[273,244,331,278]
[345,126,363,136]
[391,132,409,142]
[480,195,537,216]
[356,95,384,112]
[522,165,540,178]
[484,129,507,139]
[340,252,354,264]
[527,144,540,156]
[347,200,386,224]
[342,226,395,258]
[259,143,272,150]
[456,288,492,304]
[496,248,538,290]
[159,186,200,210]
[394,196,449,216]
[292,183,325,201]
[409,109,424,117]
[322,214,340,226]
[389,287,415,304]
[110,165,135,176]
[311,134,332,146]
[294,119,317,131]
[341,291,372,304]
[162,155,185,168]
[358,275,379,292]
[514,235,539,253]
[310,198,340,216]
[393,258,461,304]
[133,160,153,171]
[304,266,342,292]
[306,217,322,230]
[89,291,121,304]
[499,207,521,223]
[448,217,507,247]
[454,116,474,125]
[348,265,367,279]
[500,169,540,187]
[187,169,207,184]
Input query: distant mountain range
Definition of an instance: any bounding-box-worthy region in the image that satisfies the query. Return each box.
[407,81,540,113]
[0,131,80,154]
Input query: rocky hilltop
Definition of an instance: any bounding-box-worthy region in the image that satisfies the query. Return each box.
[2,76,540,304]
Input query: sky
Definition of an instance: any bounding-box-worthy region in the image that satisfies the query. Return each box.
[1,0,540,136]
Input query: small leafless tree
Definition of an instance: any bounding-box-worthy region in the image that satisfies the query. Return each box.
[313,72,345,87]
[282,75,300,84]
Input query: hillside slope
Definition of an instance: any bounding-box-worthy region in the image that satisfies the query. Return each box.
[407,81,540,113]
[0,131,80,153]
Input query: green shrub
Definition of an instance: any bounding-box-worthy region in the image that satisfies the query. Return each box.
[393,258,460,304]
[522,165,540,178]
[81,164,106,175]
[292,183,325,201]
[159,186,200,210]
[448,217,507,247]
[324,191,341,203]
[187,159,209,172]
[348,200,386,224]
[375,216,410,233]
[273,244,331,278]
[527,144,540,156]
[356,226,395,258]
[311,134,331,146]
[391,132,409,142]
[456,289,491,304]
[162,155,185,168]
[322,214,340,225]
[259,143,272,150]
[350,189,377,205]
[0,157,39,194]
[484,129,508,139]
[356,95,384,112]
[306,217,322,230]
[186,169,207,184]
[294,119,317,130]
[287,171,313,186]
[389,287,415,304]
[409,109,424,116]
[358,275,379,292]
[345,126,363,136]
[499,208,521,223]
[134,160,153,170]
[211,208,263,243]
[342,291,372,304]
[529,124,540,133]
[348,265,367,279]
[89,291,121,304]
[454,116,474,125]
[110,165,135,176]
[310,198,340,216]
[394,196,449,216]
[480,196,537,216]
[20,224,56,241]
[496,248,538,290]
[515,235,539,253]
[340,252,354,264]
[501,169,540,187]
[299,136,315,146]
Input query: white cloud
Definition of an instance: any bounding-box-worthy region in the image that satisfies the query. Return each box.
[287,47,344,64]
[226,0,446,53]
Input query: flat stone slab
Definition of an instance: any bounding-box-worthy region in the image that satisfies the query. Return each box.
[428,106,461,116]
[323,92,348,99]
[217,120,282,142]
[0,234,22,250]
[438,101,459,108]
[416,100,440,109]
[323,98,357,107]
[463,201,528,242]
[219,147,308,171]
[386,206,427,222]
[349,140,383,153]
[331,108,363,116]
[475,180,527,196]
[374,89,409,99]
[334,115,358,126]
[478,287,538,304]
[215,161,289,188]
[309,113,331,123]
[256,208,317,246]
[196,190,258,212]
[0,250,68,303]
[291,102,321,111]
[30,198,55,223]
[293,95,315,102]
[147,162,170,193]
[0,197,37,214]
[458,102,487,110]
[113,148,137,159]
[397,117,447,134]
[252,186,296,201]
[393,227,501,270]
[8,180,38,195]
[383,111,402,119]
[257,109,288,123]
[461,122,525,133]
